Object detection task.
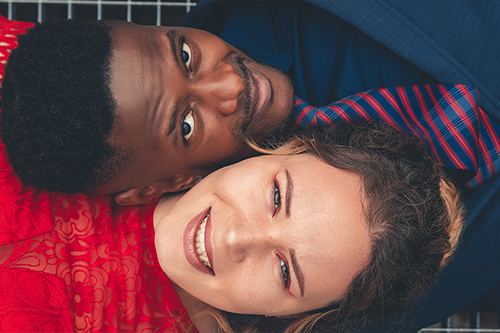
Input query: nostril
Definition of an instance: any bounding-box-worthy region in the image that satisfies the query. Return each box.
[192,62,246,116]
[211,72,245,116]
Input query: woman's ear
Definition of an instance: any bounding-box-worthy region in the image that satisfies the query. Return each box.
[114,174,202,206]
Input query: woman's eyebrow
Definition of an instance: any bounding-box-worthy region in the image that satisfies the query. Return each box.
[285,172,304,296]
[290,248,305,297]
[285,169,293,218]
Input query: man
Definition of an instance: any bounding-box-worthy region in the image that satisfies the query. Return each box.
[0,1,499,331]
[2,17,300,205]
[0,1,442,204]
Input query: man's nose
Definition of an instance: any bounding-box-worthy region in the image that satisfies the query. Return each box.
[190,62,245,116]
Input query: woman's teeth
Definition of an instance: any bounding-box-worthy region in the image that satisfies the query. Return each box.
[196,214,212,270]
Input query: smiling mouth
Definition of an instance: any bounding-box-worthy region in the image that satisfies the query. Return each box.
[235,55,275,139]
[249,68,272,122]
[184,208,214,276]
[196,213,213,271]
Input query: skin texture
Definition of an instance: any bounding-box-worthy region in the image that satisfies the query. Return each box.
[154,154,371,317]
[103,22,294,204]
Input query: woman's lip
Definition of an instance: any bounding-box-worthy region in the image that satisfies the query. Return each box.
[183,208,214,276]
[205,211,214,270]
[248,67,272,124]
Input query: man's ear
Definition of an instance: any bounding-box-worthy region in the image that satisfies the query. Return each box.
[114,174,202,206]
[114,186,162,206]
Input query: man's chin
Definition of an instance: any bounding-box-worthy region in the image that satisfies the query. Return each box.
[244,109,295,147]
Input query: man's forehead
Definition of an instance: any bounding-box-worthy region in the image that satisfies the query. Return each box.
[109,21,155,47]
[107,19,168,31]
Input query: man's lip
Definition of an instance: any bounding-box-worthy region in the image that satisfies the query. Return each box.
[248,67,272,126]
[183,208,214,276]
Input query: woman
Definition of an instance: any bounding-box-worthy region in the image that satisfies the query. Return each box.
[0,121,464,333]
[155,121,464,332]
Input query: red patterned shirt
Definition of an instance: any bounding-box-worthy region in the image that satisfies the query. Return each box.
[0,16,194,333]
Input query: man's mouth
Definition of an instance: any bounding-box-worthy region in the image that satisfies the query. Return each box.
[248,67,272,124]
[235,56,273,136]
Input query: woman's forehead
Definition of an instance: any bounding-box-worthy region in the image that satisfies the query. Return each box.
[285,156,370,302]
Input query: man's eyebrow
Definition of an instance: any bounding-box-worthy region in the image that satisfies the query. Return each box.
[285,169,293,218]
[290,248,305,297]
[168,103,179,140]
[167,29,178,61]
[166,29,179,145]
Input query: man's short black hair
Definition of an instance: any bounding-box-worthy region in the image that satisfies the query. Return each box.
[0,19,127,193]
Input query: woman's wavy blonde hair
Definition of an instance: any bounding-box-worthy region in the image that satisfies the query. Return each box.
[190,121,465,333]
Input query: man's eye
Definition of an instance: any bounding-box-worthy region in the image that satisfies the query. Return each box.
[181,42,192,68]
[182,111,194,141]
[273,181,281,215]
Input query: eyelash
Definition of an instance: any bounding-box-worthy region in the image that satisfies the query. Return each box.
[277,253,290,289]
[179,36,194,143]
[273,175,281,217]
[273,176,290,290]
[181,110,194,142]
[180,37,192,70]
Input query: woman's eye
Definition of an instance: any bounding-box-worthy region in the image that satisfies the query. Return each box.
[279,256,290,288]
[273,181,281,215]
[182,111,194,141]
[181,42,192,69]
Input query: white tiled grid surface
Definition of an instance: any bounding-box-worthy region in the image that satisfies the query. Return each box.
[0,0,199,25]
[0,1,498,332]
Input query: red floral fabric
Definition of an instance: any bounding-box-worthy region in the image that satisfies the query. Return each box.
[0,16,193,332]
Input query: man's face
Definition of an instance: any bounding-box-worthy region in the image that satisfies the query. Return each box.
[104,22,294,203]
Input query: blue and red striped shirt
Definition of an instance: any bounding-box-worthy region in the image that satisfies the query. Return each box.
[293,84,500,188]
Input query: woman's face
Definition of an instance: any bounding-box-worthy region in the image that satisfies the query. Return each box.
[154,154,371,316]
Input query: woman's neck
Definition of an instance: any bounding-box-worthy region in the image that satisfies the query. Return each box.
[173,283,219,332]
[153,194,220,332]
[153,192,183,230]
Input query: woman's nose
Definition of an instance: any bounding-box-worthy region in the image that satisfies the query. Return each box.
[223,222,273,263]
[190,62,245,116]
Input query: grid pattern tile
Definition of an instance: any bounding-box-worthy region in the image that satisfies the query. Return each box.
[0,0,199,26]
[419,310,500,333]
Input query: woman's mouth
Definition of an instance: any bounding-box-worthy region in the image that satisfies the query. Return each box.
[183,208,215,276]
[196,213,212,270]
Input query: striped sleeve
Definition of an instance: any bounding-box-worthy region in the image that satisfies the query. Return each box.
[293,84,500,188]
